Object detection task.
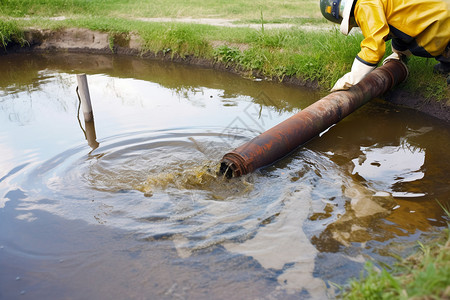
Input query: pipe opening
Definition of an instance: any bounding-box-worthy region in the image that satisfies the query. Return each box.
[219,161,235,179]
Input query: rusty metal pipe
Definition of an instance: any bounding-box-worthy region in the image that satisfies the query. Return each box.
[219,60,408,177]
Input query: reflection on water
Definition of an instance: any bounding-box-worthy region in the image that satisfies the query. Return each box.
[0,53,449,299]
[352,142,426,197]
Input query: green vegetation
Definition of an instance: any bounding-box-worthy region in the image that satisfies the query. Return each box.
[340,203,450,299]
[0,1,447,99]
[69,17,363,86]
[0,0,320,20]
[0,1,449,298]
[0,19,26,49]
[340,234,450,299]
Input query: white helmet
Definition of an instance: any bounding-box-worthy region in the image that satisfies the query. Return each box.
[340,0,356,35]
[319,0,356,35]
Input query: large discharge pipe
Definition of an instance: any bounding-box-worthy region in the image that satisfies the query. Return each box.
[219,60,408,177]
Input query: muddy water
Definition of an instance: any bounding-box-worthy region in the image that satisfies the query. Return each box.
[0,53,449,299]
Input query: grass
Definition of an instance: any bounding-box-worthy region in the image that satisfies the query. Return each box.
[341,236,450,299]
[0,19,26,49]
[339,203,450,299]
[0,1,447,99]
[0,2,449,298]
[0,0,321,20]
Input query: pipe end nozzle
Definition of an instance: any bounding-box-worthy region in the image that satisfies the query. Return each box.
[219,161,236,178]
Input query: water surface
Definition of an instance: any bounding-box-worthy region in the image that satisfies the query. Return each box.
[0,53,449,299]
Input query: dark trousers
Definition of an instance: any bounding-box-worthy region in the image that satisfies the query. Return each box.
[393,38,450,66]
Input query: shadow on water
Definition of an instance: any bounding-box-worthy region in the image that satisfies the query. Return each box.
[0,53,449,299]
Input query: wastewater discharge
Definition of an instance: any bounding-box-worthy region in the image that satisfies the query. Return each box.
[0,53,449,299]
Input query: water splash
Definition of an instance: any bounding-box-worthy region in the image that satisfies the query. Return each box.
[135,162,254,200]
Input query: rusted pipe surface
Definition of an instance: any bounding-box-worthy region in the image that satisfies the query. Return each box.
[219,60,408,178]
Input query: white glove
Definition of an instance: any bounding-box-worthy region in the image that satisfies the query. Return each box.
[382,52,402,65]
[331,58,376,92]
[382,46,409,79]
[382,45,411,66]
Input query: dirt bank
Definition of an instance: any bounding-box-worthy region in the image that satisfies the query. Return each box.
[3,28,450,122]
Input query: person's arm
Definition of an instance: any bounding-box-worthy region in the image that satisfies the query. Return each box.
[331,58,376,91]
[332,0,390,91]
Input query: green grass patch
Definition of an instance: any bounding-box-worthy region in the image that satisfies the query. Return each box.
[342,234,450,300]
[0,0,320,20]
[140,24,212,58]
[3,15,447,100]
[38,16,349,84]
[0,0,447,100]
[0,0,320,19]
[212,28,363,86]
[405,56,449,101]
[0,19,26,48]
[340,203,450,299]
[0,3,449,297]
[233,16,329,26]
[61,17,214,58]
[0,0,124,17]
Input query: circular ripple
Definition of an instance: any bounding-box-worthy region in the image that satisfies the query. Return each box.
[21,127,293,250]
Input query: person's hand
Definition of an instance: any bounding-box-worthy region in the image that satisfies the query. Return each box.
[382,49,409,79]
[383,45,411,65]
[382,52,402,65]
[331,72,356,91]
[331,58,375,92]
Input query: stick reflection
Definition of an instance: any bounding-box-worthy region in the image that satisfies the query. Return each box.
[84,120,99,150]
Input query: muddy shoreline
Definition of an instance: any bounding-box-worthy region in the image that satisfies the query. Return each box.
[3,28,449,122]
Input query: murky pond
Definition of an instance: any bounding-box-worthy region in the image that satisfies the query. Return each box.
[1,53,449,299]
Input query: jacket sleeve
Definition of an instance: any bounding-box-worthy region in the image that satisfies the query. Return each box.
[354,0,391,66]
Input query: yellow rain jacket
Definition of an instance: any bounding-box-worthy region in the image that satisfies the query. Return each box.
[354,0,450,65]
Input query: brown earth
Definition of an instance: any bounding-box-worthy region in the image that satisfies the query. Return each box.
[3,28,450,122]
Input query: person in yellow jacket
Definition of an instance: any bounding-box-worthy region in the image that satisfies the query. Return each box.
[320,0,450,91]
